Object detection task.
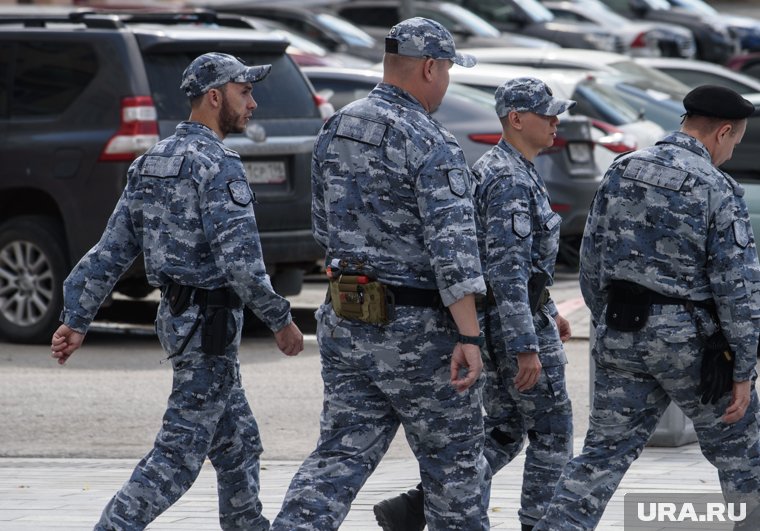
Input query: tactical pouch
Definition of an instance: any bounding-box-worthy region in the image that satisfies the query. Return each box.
[202,307,229,356]
[329,275,390,324]
[166,282,194,316]
[528,272,551,315]
[606,280,651,331]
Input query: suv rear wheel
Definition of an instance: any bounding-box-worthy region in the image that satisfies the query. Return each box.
[0,216,67,343]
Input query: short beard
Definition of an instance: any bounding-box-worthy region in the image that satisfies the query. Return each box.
[218,93,244,137]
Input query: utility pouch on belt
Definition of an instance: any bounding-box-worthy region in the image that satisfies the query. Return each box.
[202,307,230,357]
[606,280,651,331]
[528,272,551,315]
[166,282,194,316]
[329,275,390,324]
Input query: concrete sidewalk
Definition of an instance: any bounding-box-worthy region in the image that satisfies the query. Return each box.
[0,441,722,531]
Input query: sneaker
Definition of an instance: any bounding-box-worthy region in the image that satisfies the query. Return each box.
[373,486,426,531]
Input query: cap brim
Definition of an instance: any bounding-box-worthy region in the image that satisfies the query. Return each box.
[453,52,477,68]
[233,64,272,84]
[537,98,576,116]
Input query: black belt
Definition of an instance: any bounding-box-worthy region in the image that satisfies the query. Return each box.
[610,280,715,311]
[163,281,242,310]
[387,286,442,308]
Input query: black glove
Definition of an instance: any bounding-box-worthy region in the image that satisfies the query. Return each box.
[697,331,734,405]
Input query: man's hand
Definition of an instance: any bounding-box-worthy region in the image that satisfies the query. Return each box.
[723,380,751,424]
[555,314,572,342]
[50,324,85,365]
[450,343,483,392]
[274,322,303,356]
[514,351,542,392]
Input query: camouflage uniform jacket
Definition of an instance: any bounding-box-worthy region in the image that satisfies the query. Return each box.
[61,121,292,333]
[311,82,485,306]
[580,131,760,380]
[473,139,562,357]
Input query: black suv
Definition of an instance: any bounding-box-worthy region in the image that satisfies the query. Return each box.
[0,11,326,342]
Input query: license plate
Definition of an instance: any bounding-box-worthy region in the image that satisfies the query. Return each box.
[244,160,287,184]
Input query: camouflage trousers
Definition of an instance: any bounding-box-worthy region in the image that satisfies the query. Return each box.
[270,303,490,531]
[95,299,268,531]
[535,305,760,531]
[482,307,573,527]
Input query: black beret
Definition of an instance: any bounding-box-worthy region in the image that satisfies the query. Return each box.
[683,84,755,120]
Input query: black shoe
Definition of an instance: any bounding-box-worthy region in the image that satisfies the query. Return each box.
[373,486,426,531]
[521,524,534,531]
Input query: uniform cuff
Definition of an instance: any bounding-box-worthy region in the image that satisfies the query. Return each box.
[59,310,90,335]
[440,276,487,307]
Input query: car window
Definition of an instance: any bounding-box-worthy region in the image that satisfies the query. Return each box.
[144,52,319,121]
[549,9,586,22]
[611,61,690,93]
[309,76,376,110]
[339,6,398,28]
[659,68,755,94]
[432,4,502,37]
[8,41,97,118]
[315,13,376,48]
[571,78,642,125]
[513,0,554,23]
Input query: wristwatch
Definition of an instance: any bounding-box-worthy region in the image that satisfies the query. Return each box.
[457,332,485,347]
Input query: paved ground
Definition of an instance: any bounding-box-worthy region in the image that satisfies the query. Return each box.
[0,273,738,530]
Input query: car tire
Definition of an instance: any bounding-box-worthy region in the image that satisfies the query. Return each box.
[0,216,68,344]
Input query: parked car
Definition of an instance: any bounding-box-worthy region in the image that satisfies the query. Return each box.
[443,0,628,52]
[194,0,385,62]
[665,0,760,52]
[302,66,600,267]
[542,0,696,57]
[726,52,760,82]
[0,10,327,342]
[331,0,559,49]
[635,56,760,95]
[591,0,738,63]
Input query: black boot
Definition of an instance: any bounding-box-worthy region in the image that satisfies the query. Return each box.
[373,484,426,531]
[521,524,534,531]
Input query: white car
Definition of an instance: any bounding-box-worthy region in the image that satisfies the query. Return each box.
[635,56,760,94]
[448,63,665,172]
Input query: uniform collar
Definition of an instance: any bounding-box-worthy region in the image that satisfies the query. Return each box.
[176,121,221,141]
[656,131,712,162]
[496,138,547,194]
[371,83,429,115]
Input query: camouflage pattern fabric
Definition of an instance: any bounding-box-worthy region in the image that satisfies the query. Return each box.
[494,76,575,118]
[180,52,271,98]
[473,138,572,527]
[271,82,489,529]
[61,121,291,530]
[534,131,760,530]
[385,17,476,67]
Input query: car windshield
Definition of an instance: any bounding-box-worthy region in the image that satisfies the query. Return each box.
[514,0,554,23]
[435,3,502,37]
[610,60,691,93]
[445,82,498,111]
[667,0,716,17]
[571,77,642,125]
[315,13,376,48]
[579,2,631,26]
[143,51,320,121]
[640,0,672,11]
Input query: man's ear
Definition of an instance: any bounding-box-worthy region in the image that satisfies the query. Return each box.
[422,58,436,82]
[717,122,733,142]
[508,110,523,130]
[207,87,223,109]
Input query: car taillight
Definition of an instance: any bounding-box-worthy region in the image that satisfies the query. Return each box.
[468,133,502,145]
[538,135,567,156]
[630,31,648,49]
[314,93,335,121]
[592,119,637,154]
[99,96,159,162]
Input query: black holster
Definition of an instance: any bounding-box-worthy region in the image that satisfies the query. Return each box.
[528,272,551,315]
[202,306,230,357]
[606,280,651,331]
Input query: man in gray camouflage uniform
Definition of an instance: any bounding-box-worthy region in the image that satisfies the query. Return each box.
[50,52,303,531]
[534,84,760,530]
[270,17,490,531]
[376,77,576,531]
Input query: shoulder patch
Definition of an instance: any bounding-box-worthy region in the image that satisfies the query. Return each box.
[222,146,241,159]
[543,212,562,231]
[622,159,688,191]
[733,220,750,249]
[512,212,531,239]
[448,168,467,197]
[140,155,184,178]
[336,114,387,146]
[227,180,254,207]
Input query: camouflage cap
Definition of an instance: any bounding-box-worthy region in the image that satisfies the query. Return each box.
[385,17,476,68]
[180,52,271,98]
[495,76,576,118]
